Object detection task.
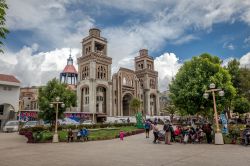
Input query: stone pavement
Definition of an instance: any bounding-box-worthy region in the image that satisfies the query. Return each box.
[0,132,250,166]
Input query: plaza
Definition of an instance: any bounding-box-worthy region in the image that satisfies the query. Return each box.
[0,132,250,166]
[0,1,250,166]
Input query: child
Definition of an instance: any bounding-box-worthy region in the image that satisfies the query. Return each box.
[119,130,124,141]
[144,120,151,138]
[77,129,82,141]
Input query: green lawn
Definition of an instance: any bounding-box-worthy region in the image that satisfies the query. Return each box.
[88,126,138,141]
[36,126,139,142]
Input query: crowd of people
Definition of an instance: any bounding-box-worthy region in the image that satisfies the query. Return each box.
[144,119,250,146]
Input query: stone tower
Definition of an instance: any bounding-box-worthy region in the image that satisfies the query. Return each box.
[135,49,159,116]
[77,28,112,122]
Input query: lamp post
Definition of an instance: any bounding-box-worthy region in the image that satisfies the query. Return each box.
[50,97,65,143]
[203,83,225,145]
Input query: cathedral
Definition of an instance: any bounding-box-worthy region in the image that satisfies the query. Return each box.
[69,28,159,122]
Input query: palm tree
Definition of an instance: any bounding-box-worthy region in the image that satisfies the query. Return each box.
[164,103,178,122]
[129,97,141,115]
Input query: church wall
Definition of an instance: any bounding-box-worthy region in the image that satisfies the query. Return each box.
[77,29,160,119]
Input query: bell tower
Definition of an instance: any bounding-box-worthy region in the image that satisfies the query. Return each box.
[135,49,159,116]
[82,28,107,57]
[77,28,112,122]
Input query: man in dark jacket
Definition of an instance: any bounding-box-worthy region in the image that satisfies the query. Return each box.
[202,123,213,144]
[163,120,171,145]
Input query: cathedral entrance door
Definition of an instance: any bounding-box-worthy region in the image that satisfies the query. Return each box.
[122,94,132,116]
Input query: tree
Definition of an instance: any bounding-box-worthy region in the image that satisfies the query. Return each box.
[38,78,77,124]
[238,67,250,101]
[227,59,240,91]
[169,53,236,116]
[225,59,241,117]
[0,0,9,53]
[233,97,250,114]
[163,102,178,122]
[226,59,250,116]
[129,97,141,115]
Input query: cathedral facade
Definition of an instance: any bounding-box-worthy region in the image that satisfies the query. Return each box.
[77,28,159,122]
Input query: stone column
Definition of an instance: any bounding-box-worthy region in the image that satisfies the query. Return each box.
[117,76,121,116]
[144,59,147,69]
[145,90,150,116]
[90,60,96,79]
[156,93,160,115]
[107,84,112,116]
[91,39,95,53]
[145,74,149,89]
[89,80,96,114]
[76,83,81,112]
[108,64,111,81]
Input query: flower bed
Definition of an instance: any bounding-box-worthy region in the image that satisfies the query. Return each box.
[19,123,143,143]
[223,124,245,144]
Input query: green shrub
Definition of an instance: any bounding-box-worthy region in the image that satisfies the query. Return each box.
[33,132,43,142]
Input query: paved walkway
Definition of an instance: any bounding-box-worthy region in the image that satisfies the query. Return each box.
[0,132,250,166]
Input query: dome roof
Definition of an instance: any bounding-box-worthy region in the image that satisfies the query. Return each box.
[62,65,77,74]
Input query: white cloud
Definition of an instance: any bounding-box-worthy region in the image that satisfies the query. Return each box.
[3,0,250,91]
[0,45,80,86]
[6,0,95,49]
[223,42,235,50]
[240,52,250,68]
[173,35,199,45]
[221,57,235,67]
[221,54,250,69]
[154,53,182,91]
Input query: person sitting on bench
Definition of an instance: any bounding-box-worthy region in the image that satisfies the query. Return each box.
[67,128,74,142]
[243,125,250,146]
[81,128,89,141]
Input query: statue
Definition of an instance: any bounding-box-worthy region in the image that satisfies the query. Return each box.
[220,112,228,134]
[136,112,144,129]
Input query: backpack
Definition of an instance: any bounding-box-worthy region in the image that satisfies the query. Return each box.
[145,122,150,129]
[163,124,170,132]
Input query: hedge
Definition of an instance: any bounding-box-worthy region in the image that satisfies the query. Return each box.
[19,123,136,133]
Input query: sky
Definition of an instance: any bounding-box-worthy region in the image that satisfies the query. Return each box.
[0,0,250,91]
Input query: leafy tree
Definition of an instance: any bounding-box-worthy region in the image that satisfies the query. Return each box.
[129,97,141,115]
[226,59,240,90]
[38,78,76,124]
[163,102,178,122]
[226,60,250,116]
[225,59,241,117]
[169,53,236,116]
[233,97,250,114]
[238,67,250,101]
[0,0,9,53]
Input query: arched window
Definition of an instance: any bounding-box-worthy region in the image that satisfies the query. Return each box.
[82,65,89,80]
[97,65,107,80]
[150,79,155,89]
[139,79,143,88]
[123,77,126,85]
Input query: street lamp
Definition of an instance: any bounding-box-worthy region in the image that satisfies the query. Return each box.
[50,96,65,143]
[203,83,225,145]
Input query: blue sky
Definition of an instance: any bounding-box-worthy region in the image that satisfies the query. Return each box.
[1,0,250,90]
